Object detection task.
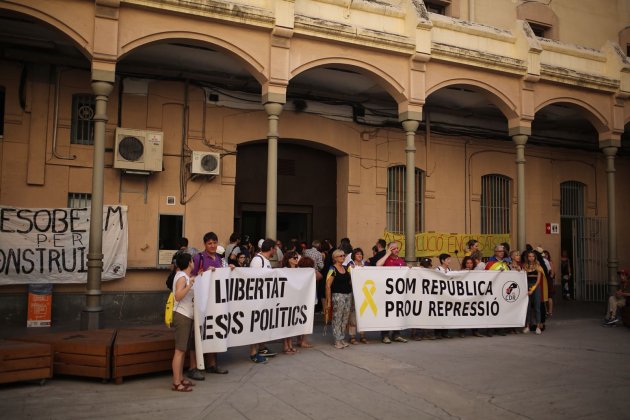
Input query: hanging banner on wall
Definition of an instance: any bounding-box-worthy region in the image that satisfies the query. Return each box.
[351,267,527,331]
[383,231,511,258]
[0,206,128,284]
[193,267,316,353]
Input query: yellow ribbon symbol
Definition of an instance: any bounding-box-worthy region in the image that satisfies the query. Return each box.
[360,279,377,316]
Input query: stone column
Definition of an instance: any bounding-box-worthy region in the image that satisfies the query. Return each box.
[402,119,420,264]
[263,102,283,239]
[512,134,528,252]
[602,145,619,295]
[82,79,113,330]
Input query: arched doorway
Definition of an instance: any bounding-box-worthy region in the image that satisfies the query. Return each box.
[234,142,337,245]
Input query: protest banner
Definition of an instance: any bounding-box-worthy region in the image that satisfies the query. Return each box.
[351,267,527,331]
[0,206,128,284]
[383,231,511,258]
[193,267,316,353]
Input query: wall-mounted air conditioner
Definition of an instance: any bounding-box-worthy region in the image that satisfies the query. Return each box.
[191,151,220,175]
[114,128,163,173]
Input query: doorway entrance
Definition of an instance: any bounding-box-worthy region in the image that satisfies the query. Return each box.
[234,142,337,245]
[560,181,607,301]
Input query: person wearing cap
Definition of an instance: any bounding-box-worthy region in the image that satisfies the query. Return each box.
[604,269,630,325]
[188,231,229,379]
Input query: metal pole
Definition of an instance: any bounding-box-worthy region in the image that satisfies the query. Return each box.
[402,119,419,264]
[264,102,283,239]
[81,80,113,330]
[602,146,618,296]
[513,134,527,251]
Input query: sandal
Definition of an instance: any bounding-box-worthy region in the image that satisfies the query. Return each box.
[283,348,296,355]
[172,383,193,392]
[181,379,196,387]
[349,337,358,345]
[360,337,368,344]
[299,342,313,348]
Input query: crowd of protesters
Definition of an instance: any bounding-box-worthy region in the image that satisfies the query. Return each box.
[169,231,601,392]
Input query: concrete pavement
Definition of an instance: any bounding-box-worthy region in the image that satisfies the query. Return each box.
[1,301,628,420]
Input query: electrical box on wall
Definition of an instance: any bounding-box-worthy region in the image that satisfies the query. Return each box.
[191,151,220,175]
[114,128,164,174]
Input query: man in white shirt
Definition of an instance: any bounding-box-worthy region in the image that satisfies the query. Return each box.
[248,238,277,362]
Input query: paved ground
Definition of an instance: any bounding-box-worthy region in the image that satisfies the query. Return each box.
[1,300,628,420]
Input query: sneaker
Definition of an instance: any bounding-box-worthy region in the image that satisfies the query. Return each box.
[259,347,277,357]
[250,353,268,364]
[535,327,542,335]
[186,368,205,381]
[382,336,392,344]
[604,318,619,325]
[522,327,530,334]
[205,365,228,374]
[393,336,408,343]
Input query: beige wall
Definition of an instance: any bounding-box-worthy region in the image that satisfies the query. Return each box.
[1,0,630,295]
[474,0,630,49]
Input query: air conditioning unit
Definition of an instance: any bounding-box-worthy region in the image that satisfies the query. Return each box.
[114,128,163,173]
[191,151,220,175]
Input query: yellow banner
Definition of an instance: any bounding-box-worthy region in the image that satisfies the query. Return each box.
[383,231,511,258]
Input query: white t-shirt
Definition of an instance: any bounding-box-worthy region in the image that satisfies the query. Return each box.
[435,266,451,273]
[250,253,271,268]
[475,262,486,270]
[173,271,194,319]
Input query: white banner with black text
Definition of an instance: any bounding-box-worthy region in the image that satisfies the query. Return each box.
[193,267,316,353]
[351,267,528,331]
[0,206,128,284]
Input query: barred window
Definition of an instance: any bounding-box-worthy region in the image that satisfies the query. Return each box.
[560,181,585,217]
[71,94,95,145]
[481,174,511,234]
[387,166,423,234]
[68,192,91,208]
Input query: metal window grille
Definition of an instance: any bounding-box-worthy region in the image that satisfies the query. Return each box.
[560,181,607,302]
[68,192,91,208]
[560,181,585,217]
[386,166,423,234]
[71,94,95,145]
[480,174,511,234]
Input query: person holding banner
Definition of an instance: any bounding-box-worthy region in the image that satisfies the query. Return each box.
[171,252,198,392]
[523,250,543,334]
[281,251,300,354]
[376,241,409,343]
[326,249,353,349]
[296,256,319,348]
[435,254,453,338]
[347,248,368,344]
[248,239,278,363]
[189,232,229,377]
